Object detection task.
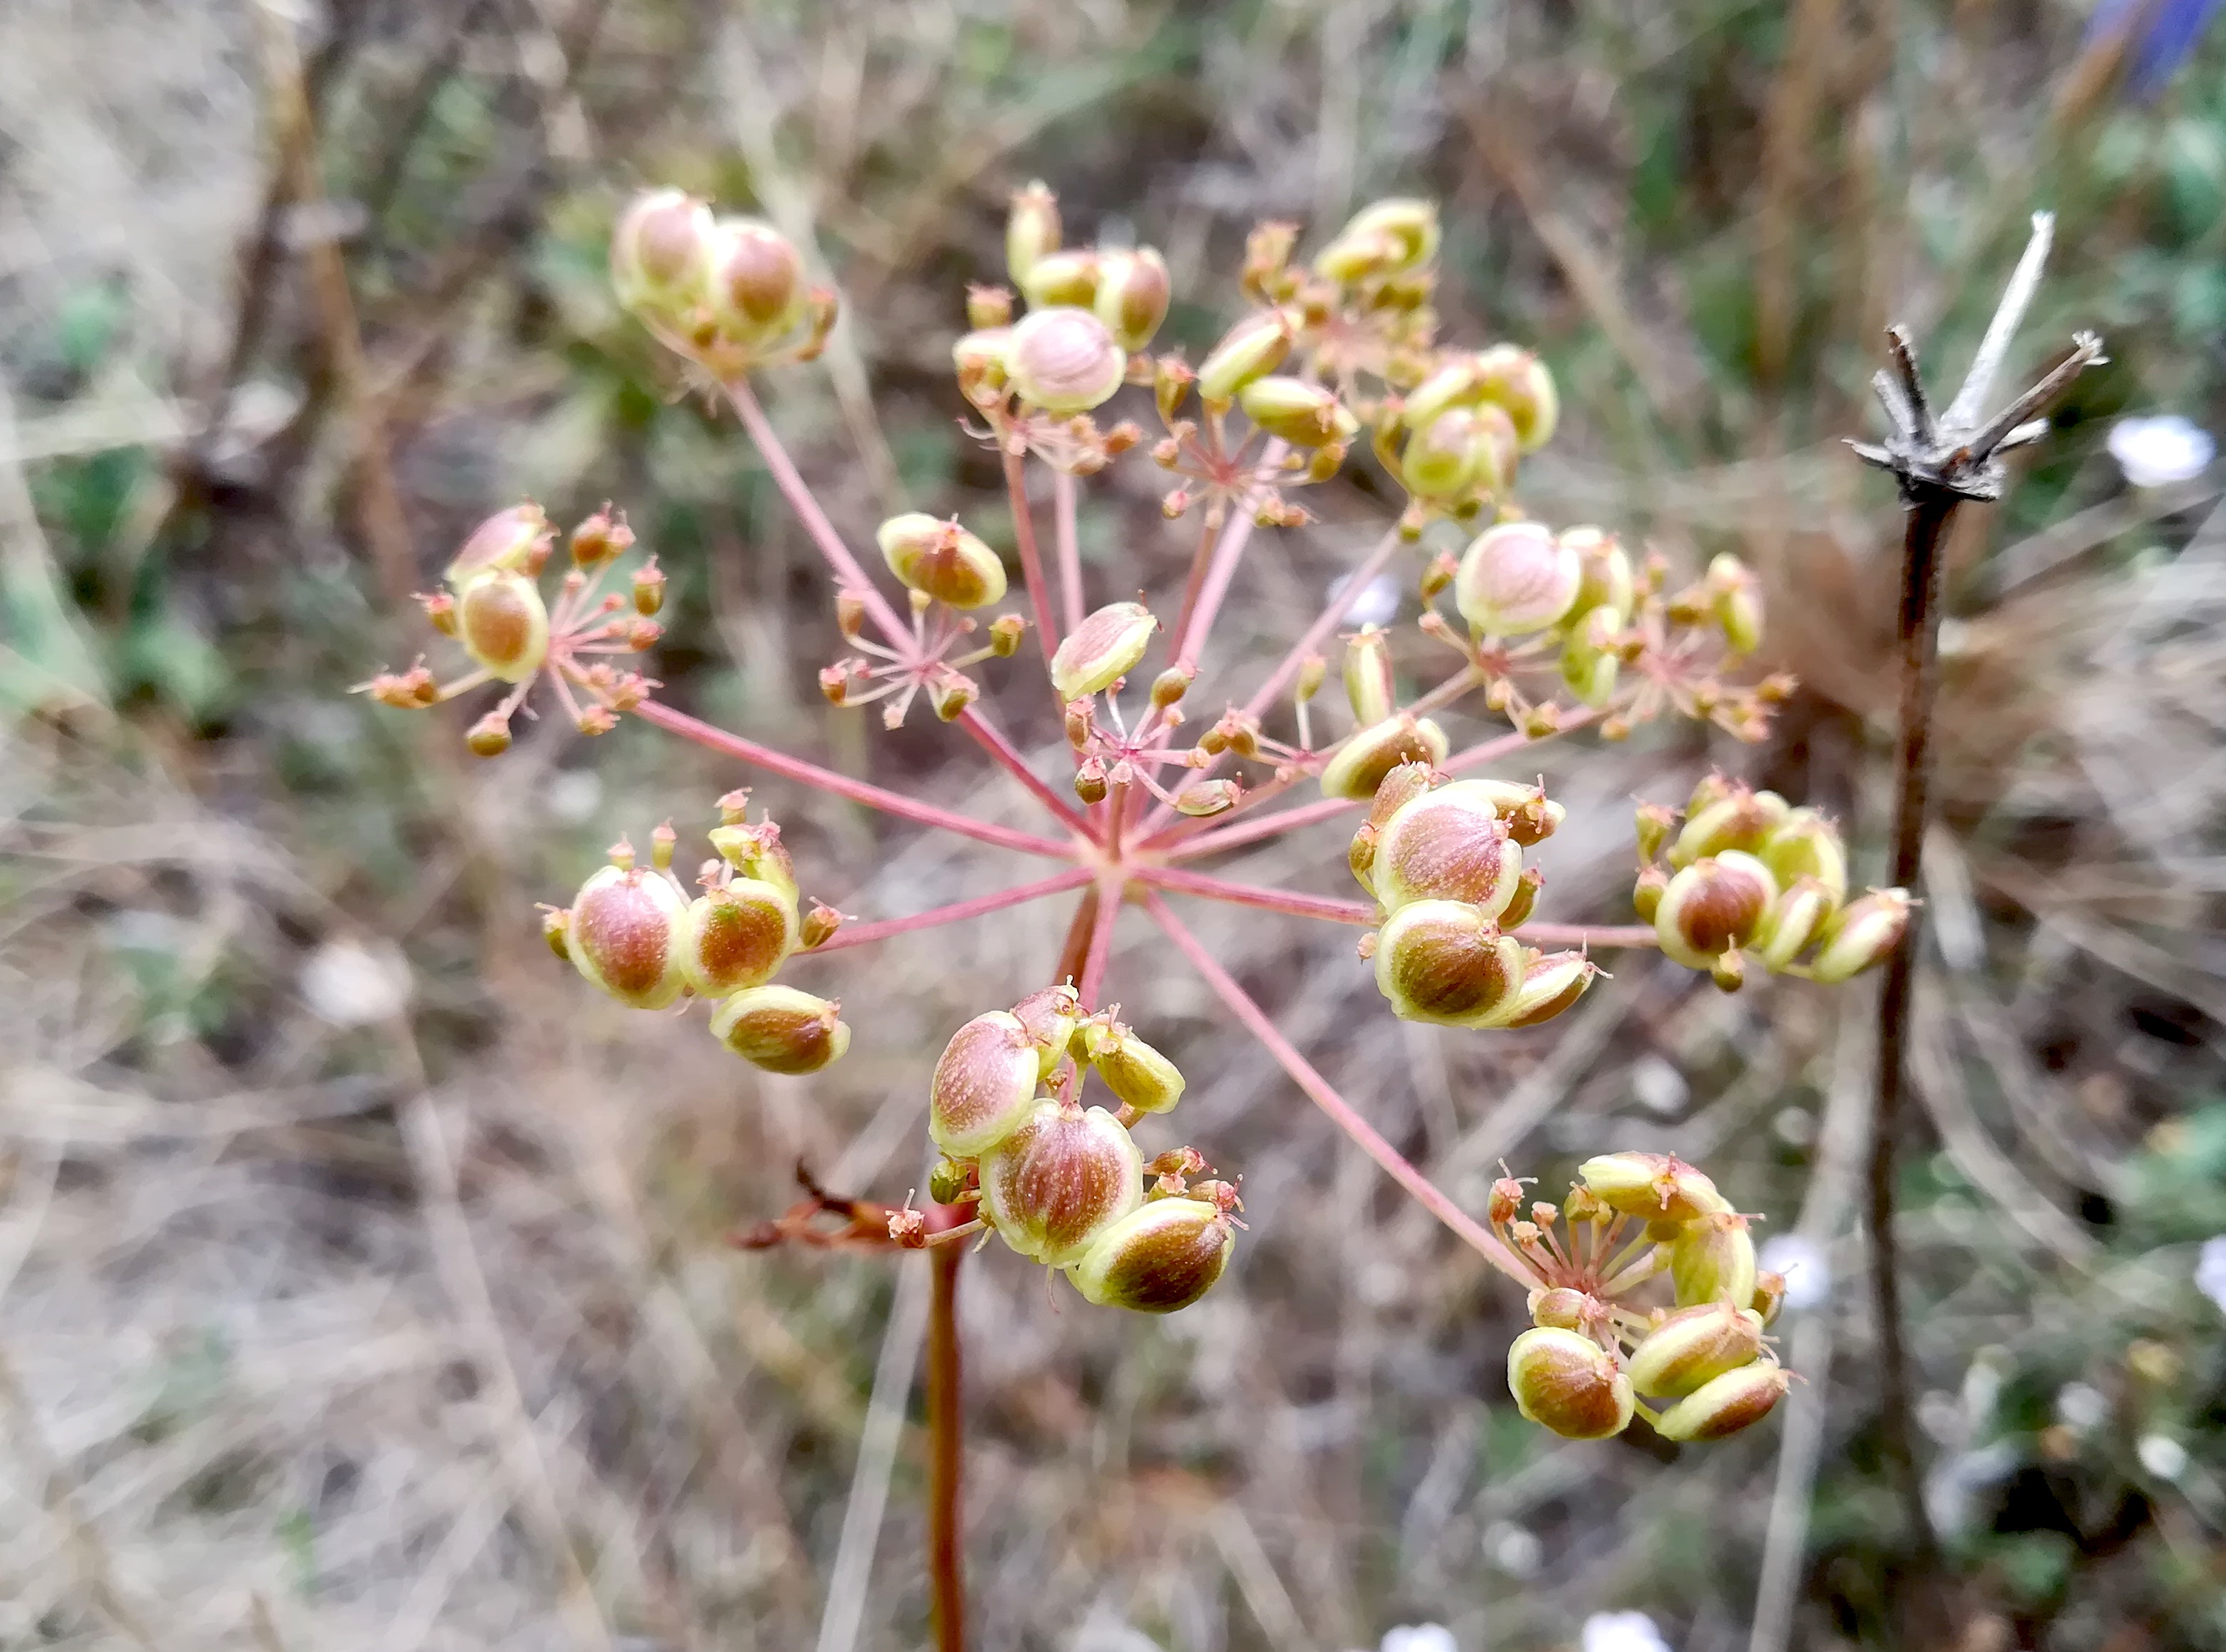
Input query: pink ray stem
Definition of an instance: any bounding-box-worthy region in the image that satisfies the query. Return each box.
[631,699,1078,861]
[805,867,1096,954]
[1076,871,1123,1009]
[1133,866,1374,926]
[1053,470,1085,634]
[1165,515,1224,663]
[1516,923,1659,949]
[1140,892,1532,1284]
[1001,449,1062,668]
[1171,443,1285,673]
[951,706,1096,836]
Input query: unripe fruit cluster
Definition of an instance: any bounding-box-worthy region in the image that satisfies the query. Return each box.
[1382,346,1559,520]
[609,188,835,375]
[1634,775,1910,991]
[925,988,1235,1313]
[1449,521,1642,709]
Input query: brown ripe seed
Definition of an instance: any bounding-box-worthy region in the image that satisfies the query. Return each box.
[1371,782,1525,919]
[569,864,689,1009]
[1372,899,1525,1026]
[678,879,798,998]
[928,1010,1041,1157]
[1066,1197,1236,1313]
[1506,1326,1634,1440]
[457,572,550,683]
[980,1101,1145,1266]
[1654,1359,1791,1442]
[1654,852,1777,971]
[711,985,850,1075]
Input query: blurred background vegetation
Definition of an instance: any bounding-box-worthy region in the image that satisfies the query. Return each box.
[3,1,2223,1648]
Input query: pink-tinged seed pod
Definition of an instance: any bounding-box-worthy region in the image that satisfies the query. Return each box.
[1051,601,1158,700]
[1653,852,1777,971]
[1319,714,1450,800]
[1808,889,1912,984]
[1011,983,1082,1077]
[1019,247,1100,309]
[446,502,554,587]
[1632,865,1668,924]
[678,879,798,998]
[1563,527,1636,623]
[1626,1301,1767,1398]
[1497,864,1544,930]
[1401,408,1483,499]
[1577,1152,1731,1222]
[1560,606,1622,708]
[1007,306,1128,414]
[1506,1327,1634,1440]
[1529,1287,1590,1331]
[1756,877,1835,974]
[465,712,513,757]
[1174,779,1240,817]
[1093,247,1170,351]
[1670,787,1790,868]
[1067,1197,1235,1313]
[1196,308,1296,402]
[1344,625,1397,726]
[927,668,978,721]
[1467,402,1521,499]
[1073,757,1110,805]
[928,1010,1042,1157]
[609,188,714,319]
[1077,1018,1186,1114]
[1348,822,1380,896]
[1237,377,1358,448]
[980,1101,1144,1266]
[1708,552,1763,655]
[1653,1359,1791,1442]
[711,985,850,1075]
[1371,784,1524,919]
[967,284,1014,329]
[1373,899,1527,1026]
[1687,770,1738,819]
[455,572,549,684]
[1479,950,1598,1029]
[1315,198,1440,283]
[1367,760,1441,830]
[708,820,798,904]
[632,560,666,616]
[570,507,633,569]
[569,864,689,1009]
[1751,1271,1789,1326]
[1761,810,1849,907]
[952,327,1011,401]
[1455,521,1582,637]
[799,900,843,950]
[1006,180,1061,287]
[875,512,1009,609]
[1671,1211,1759,1308]
[705,217,805,344]
[1473,343,1560,451]
[1442,778,1564,847]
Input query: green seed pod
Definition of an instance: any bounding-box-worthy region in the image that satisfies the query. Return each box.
[1473,343,1559,452]
[1653,852,1778,972]
[1005,180,1061,287]
[456,571,550,683]
[447,502,554,588]
[1669,788,1791,869]
[1455,521,1582,637]
[707,819,798,905]
[1626,1301,1767,1398]
[1237,376,1358,448]
[1078,1017,1186,1115]
[1632,865,1668,924]
[1577,1152,1731,1222]
[1399,408,1482,499]
[1808,889,1912,984]
[1344,625,1397,727]
[1506,1327,1634,1440]
[1373,899,1526,1026]
[1708,552,1763,655]
[1653,1359,1790,1442]
[1319,714,1450,801]
[1196,308,1296,402]
[1093,247,1170,352]
[1401,356,1485,432]
[705,217,805,344]
[1559,605,1622,708]
[876,512,1009,610]
[711,985,850,1074]
[1019,247,1101,310]
[1751,1271,1788,1326]
[1762,810,1849,908]
[928,1155,972,1207]
[952,327,1011,400]
[1371,783,1525,919]
[1562,527,1636,624]
[609,188,714,321]
[569,864,688,1009]
[980,1101,1143,1266]
[1467,402,1520,499]
[1011,983,1083,1078]
[1671,1211,1759,1308]
[1067,1197,1236,1313]
[1756,877,1835,974]
[1497,864,1544,931]
[1007,306,1128,413]
[1529,1286,1590,1330]
[928,1010,1041,1157]
[1051,601,1158,700]
[678,879,798,998]
[1478,949,1598,1029]
[1315,197,1440,283]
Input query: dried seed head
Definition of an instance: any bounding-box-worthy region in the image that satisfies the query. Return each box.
[1654,1359,1790,1442]
[1371,784,1525,919]
[1372,899,1526,1026]
[609,188,714,319]
[1671,1211,1759,1308]
[1051,601,1157,700]
[454,572,551,683]
[1480,949,1598,1029]
[1315,197,1440,283]
[711,985,850,1074]
[874,512,1009,609]
[1011,983,1083,1077]
[1626,1301,1767,1398]
[980,1101,1145,1266]
[1563,527,1635,623]
[928,1010,1042,1157]
[1577,1152,1731,1222]
[1506,1327,1634,1440]
[1007,306,1128,413]
[1761,810,1849,907]
[678,879,799,998]
[1708,552,1764,655]
[1237,377,1359,447]
[1067,1197,1236,1313]
[1319,713,1450,800]
[1808,889,1912,984]
[1473,343,1560,451]
[1019,248,1099,310]
[569,864,689,1009]
[705,217,805,344]
[447,502,554,589]
[1454,521,1582,637]
[1006,180,1061,287]
[1078,1016,1187,1114]
[1093,247,1171,352]
[1196,308,1296,402]
[1654,852,1777,971]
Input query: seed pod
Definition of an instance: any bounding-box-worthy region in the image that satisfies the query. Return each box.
[711,985,850,1074]
[979,1101,1143,1266]
[1577,1152,1731,1222]
[678,879,798,998]
[1466,401,1521,498]
[989,614,1027,656]
[1473,344,1560,452]
[447,502,554,587]
[1634,802,1678,866]
[1669,788,1790,867]
[454,571,550,684]
[1174,779,1240,817]
[1708,552,1763,654]
[1073,756,1110,805]
[1196,308,1296,402]
[569,864,689,1009]
[1632,864,1668,924]
[1808,889,1912,984]
[707,820,798,904]
[875,513,1009,609]
[1319,714,1450,800]
[1443,778,1564,847]
[1627,1301,1767,1398]
[1529,1287,1590,1331]
[1751,1271,1788,1326]
[705,217,805,344]
[1398,408,1482,499]
[1756,877,1835,974]
[1671,1211,1759,1308]
[928,1010,1041,1157]
[632,560,666,616]
[1344,625,1397,726]
[1371,783,1525,919]
[1454,521,1582,637]
[799,900,843,950]
[465,711,513,757]
[928,1155,972,1207]
[1007,306,1128,413]
[1150,666,1193,709]
[1005,180,1061,287]
[1401,356,1486,432]
[1497,864,1544,930]
[1373,899,1526,1026]
[1051,601,1158,700]
[1506,1327,1634,1440]
[927,667,979,722]
[1761,810,1849,907]
[1562,527,1635,623]
[1348,823,1380,895]
[966,284,1014,330]
[1653,1359,1790,1442]
[1093,247,1170,351]
[1479,950,1598,1029]
[1559,605,1622,708]
[1654,852,1777,971]
[1316,197,1440,282]
[1078,1018,1186,1114]
[1011,984,1082,1077]
[609,188,714,320]
[952,327,1011,401]
[1067,1197,1235,1313]
[1237,377,1358,447]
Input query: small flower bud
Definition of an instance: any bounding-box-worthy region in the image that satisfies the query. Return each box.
[1577,1152,1731,1222]
[981,1101,1145,1266]
[927,667,979,721]
[1473,343,1559,452]
[1808,889,1912,984]
[1006,180,1061,287]
[1626,1301,1767,1398]
[966,284,1014,329]
[1173,779,1240,817]
[1348,822,1380,895]
[1479,949,1598,1029]
[1067,1198,1235,1313]
[1073,756,1110,805]
[1373,899,1526,1026]
[1751,1271,1788,1326]
[1078,1017,1186,1114]
[1653,1360,1790,1442]
[876,513,1009,610]
[1011,983,1082,1077]
[569,864,689,1009]
[465,711,513,757]
[704,217,806,345]
[1708,552,1763,654]
[1529,1287,1591,1331]
[540,907,571,961]
[1150,666,1194,709]
[1371,783,1525,919]
[1506,1327,1634,1440]
[1093,247,1170,351]
[1632,864,1668,924]
[1454,521,1582,637]
[1196,309,1296,402]
[1341,625,1397,726]
[1761,810,1848,907]
[1653,852,1777,971]
[632,559,667,616]
[1756,877,1835,974]
[800,900,843,950]
[952,327,1011,403]
[447,502,554,588]
[711,985,850,1075]
[678,879,798,998]
[1316,198,1440,283]
[569,507,634,569]
[928,1010,1042,1157]
[1007,306,1127,413]
[1634,802,1677,866]
[1319,714,1450,800]
[988,613,1027,656]
[1669,787,1790,868]
[1559,606,1622,707]
[1051,601,1157,700]
[609,188,714,319]
[1498,864,1544,931]
[707,820,798,904]
[1562,527,1635,623]
[1671,1211,1759,1308]
[1237,377,1358,447]
[455,571,550,684]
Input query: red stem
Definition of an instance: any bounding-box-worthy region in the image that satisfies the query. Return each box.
[1166,515,1224,664]
[950,706,1097,837]
[927,1237,964,1652]
[1001,448,1062,669]
[1076,873,1123,1009]
[1140,891,1532,1284]
[1516,922,1659,949]
[805,868,1096,954]
[1134,866,1374,926]
[1053,470,1084,634]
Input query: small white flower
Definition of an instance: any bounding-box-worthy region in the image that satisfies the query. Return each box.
[2106,414,2214,489]
[2195,1234,2226,1316]
[1757,1233,1830,1311]
[1381,1626,1456,1652]
[2137,1435,2188,1482]
[300,939,411,1028]
[2055,1381,2108,1434]
[1580,1611,1671,1652]
[1330,571,1401,628]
